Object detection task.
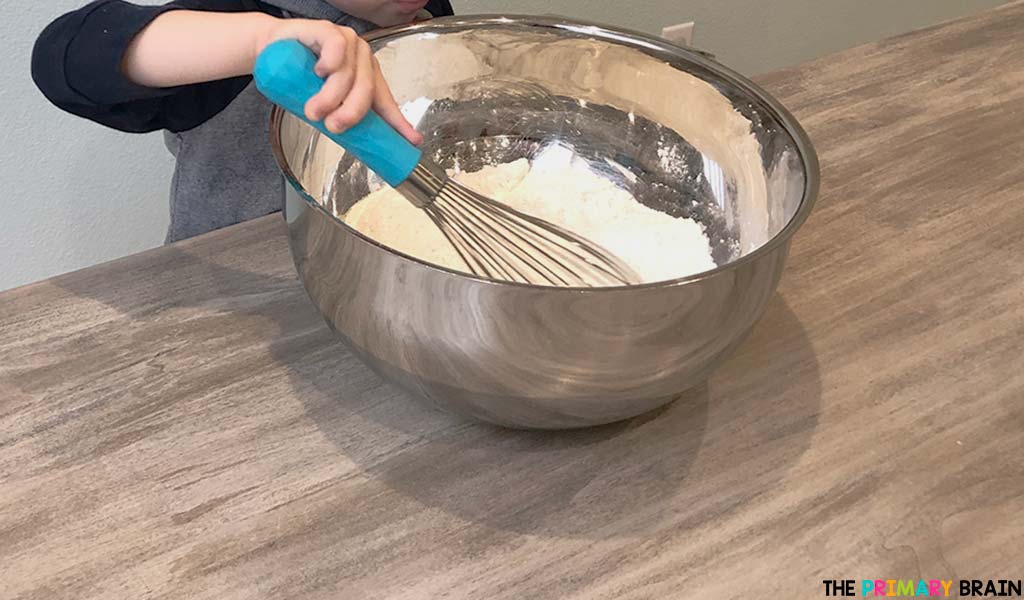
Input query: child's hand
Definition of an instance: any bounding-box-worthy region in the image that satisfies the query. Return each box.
[258,19,423,145]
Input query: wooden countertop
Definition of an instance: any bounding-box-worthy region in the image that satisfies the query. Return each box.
[3,4,1023,598]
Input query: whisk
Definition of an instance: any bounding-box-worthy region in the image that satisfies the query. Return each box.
[254,40,640,287]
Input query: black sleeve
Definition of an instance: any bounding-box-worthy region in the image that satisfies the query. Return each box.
[31,0,278,133]
[425,0,454,17]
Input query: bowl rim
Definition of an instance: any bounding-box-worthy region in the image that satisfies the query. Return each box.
[269,14,821,293]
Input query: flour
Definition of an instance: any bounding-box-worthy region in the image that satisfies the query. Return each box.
[377,31,773,253]
[344,147,716,285]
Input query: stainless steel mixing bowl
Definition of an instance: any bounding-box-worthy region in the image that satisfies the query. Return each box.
[270,16,819,429]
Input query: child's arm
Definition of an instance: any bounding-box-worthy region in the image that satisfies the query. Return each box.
[32,0,419,143]
[122,11,418,140]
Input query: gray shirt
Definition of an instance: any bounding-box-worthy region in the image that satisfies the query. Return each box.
[163,0,376,242]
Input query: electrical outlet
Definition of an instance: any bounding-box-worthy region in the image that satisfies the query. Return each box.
[661,21,695,46]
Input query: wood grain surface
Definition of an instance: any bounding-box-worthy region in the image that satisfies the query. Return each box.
[3,4,1024,598]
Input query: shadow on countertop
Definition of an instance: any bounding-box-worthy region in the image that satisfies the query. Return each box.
[51,235,821,541]
[288,292,821,540]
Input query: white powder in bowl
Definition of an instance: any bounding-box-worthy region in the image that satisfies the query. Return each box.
[344,149,715,285]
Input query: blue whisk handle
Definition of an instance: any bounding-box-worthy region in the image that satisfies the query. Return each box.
[253,39,422,187]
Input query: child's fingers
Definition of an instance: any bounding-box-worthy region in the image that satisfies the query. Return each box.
[281,23,418,143]
[323,40,375,133]
[306,64,356,122]
[312,27,351,77]
[371,60,422,145]
[275,19,341,58]
[304,27,359,121]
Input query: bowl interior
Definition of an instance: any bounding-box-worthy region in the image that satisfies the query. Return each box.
[276,18,813,272]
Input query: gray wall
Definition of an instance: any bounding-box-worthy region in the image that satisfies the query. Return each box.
[1,0,1007,290]
[3,0,173,292]
[454,0,1006,75]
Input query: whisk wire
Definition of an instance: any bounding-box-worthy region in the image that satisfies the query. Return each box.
[466,192,632,285]
[398,163,641,287]
[482,201,633,284]
[438,189,576,286]
[429,201,526,282]
[422,208,495,278]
